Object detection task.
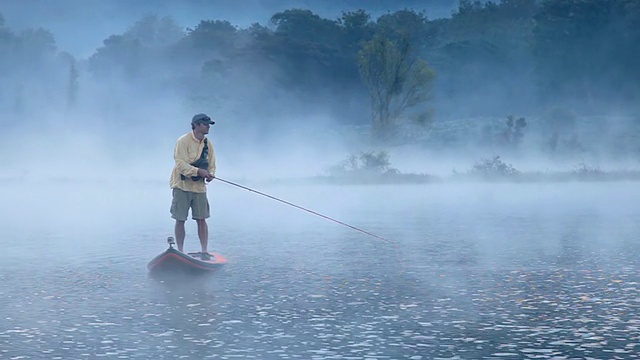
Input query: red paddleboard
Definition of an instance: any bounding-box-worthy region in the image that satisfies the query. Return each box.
[147,237,227,273]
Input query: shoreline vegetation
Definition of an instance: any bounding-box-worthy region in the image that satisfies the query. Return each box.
[301,113,640,185]
[273,154,640,185]
[308,170,640,185]
[309,149,640,184]
[2,163,640,186]
[2,114,638,186]
[309,171,640,186]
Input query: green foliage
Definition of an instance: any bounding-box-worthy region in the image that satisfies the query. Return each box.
[126,15,184,47]
[339,9,370,30]
[248,9,361,90]
[376,9,430,46]
[359,151,391,172]
[89,34,143,78]
[468,156,520,178]
[478,116,527,149]
[455,0,538,23]
[338,10,375,54]
[187,20,237,52]
[271,9,340,45]
[322,150,435,184]
[447,0,538,56]
[0,19,70,118]
[451,158,640,183]
[502,115,526,147]
[533,0,640,107]
[3,1,640,134]
[358,31,435,141]
[89,15,185,79]
[327,151,392,176]
[13,28,57,70]
[435,1,539,115]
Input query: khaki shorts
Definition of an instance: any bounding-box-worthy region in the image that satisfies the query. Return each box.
[170,188,210,221]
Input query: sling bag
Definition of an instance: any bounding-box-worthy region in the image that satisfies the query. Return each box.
[181,138,209,181]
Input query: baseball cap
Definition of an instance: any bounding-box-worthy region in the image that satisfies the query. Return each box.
[191,113,215,125]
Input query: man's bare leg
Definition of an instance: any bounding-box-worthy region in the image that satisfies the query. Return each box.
[195,219,209,253]
[175,220,186,252]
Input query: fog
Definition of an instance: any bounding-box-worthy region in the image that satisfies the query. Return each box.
[0,1,637,243]
[1,4,640,357]
[0,0,637,223]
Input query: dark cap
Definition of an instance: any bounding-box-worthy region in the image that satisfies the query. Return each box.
[191,113,215,125]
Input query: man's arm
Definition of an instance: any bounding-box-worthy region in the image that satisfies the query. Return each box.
[208,143,217,178]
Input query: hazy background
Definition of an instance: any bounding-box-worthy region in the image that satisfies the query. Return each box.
[1,3,640,358]
[0,0,639,183]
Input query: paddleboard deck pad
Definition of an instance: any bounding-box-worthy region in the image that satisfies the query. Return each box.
[147,238,227,273]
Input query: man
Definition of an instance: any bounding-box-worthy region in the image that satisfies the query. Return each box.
[170,113,217,260]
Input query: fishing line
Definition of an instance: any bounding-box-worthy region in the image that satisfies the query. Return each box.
[214,177,392,243]
[213,177,409,276]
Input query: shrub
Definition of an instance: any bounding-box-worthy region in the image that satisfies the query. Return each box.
[358,151,390,172]
[468,156,520,177]
[502,115,527,147]
[327,151,393,176]
[572,162,603,176]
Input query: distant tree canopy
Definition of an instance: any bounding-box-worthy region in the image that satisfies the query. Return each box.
[358,33,435,141]
[0,18,73,118]
[1,0,639,131]
[533,0,640,107]
[89,15,185,79]
[186,19,237,54]
[356,9,436,141]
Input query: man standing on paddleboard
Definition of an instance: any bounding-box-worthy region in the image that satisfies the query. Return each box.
[169,113,217,260]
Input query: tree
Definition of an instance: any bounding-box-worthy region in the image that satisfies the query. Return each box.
[58,52,78,111]
[532,0,640,108]
[358,34,435,141]
[271,9,340,45]
[337,9,375,54]
[543,107,578,152]
[375,8,431,48]
[16,28,56,65]
[0,15,16,76]
[436,0,538,116]
[267,9,353,88]
[186,19,238,54]
[88,16,184,80]
[88,34,143,78]
[502,115,527,148]
[125,15,184,48]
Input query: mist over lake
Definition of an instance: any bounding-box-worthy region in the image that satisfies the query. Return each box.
[2,180,639,358]
[1,0,640,358]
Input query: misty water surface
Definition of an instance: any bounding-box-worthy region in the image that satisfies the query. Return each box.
[1,180,639,359]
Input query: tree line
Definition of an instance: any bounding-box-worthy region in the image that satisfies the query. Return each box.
[0,0,638,141]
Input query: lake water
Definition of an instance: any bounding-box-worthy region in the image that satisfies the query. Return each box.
[1,180,639,359]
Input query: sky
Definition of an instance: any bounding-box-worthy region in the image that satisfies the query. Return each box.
[1,0,459,58]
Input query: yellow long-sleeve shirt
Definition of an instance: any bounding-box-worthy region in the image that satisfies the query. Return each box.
[170,131,216,193]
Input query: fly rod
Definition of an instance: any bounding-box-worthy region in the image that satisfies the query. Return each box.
[214,177,392,243]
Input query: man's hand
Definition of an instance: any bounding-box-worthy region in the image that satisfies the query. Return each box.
[197,168,215,182]
[197,168,211,179]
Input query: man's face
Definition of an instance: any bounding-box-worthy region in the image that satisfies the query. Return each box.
[194,122,211,134]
